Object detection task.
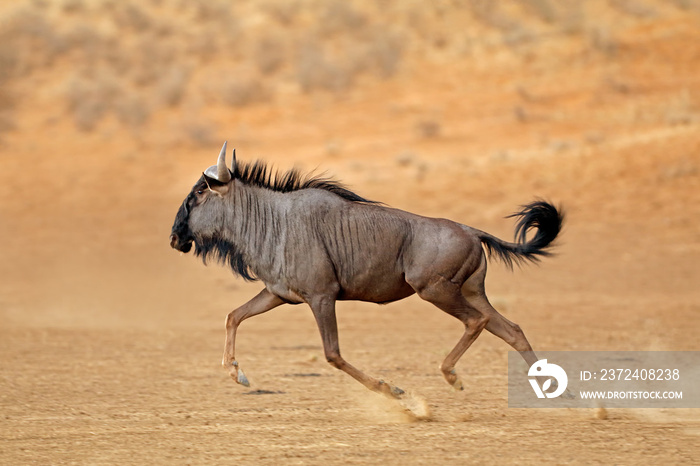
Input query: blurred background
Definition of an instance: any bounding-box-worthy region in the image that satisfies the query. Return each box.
[0,0,697,323]
[0,0,699,463]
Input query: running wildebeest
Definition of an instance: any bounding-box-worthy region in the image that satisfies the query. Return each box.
[170,142,564,402]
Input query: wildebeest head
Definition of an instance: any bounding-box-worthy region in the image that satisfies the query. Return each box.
[169,142,235,254]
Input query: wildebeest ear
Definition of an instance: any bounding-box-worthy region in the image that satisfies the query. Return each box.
[231,148,237,173]
[202,172,230,196]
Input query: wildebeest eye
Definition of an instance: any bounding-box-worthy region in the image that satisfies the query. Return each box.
[196,190,204,195]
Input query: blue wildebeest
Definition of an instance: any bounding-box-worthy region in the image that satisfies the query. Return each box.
[170,143,564,402]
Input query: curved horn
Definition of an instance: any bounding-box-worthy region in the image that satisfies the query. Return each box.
[216,141,231,183]
[204,141,232,183]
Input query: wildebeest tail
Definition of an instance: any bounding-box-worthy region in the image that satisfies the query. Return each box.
[477,200,564,268]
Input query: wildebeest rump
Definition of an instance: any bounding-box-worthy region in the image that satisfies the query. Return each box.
[170,142,564,400]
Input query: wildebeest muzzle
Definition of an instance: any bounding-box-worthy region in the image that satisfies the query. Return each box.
[170,198,194,253]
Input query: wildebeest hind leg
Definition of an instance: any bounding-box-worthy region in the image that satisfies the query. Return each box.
[473,295,539,367]
[461,257,540,368]
[415,279,489,391]
[222,289,285,386]
[309,295,406,399]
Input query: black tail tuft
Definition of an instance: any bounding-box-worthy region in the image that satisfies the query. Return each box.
[479,200,564,269]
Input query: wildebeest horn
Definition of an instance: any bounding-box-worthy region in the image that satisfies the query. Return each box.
[204,141,232,183]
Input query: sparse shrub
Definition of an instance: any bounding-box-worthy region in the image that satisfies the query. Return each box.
[609,0,656,18]
[158,66,190,107]
[0,54,16,139]
[114,3,153,33]
[0,112,15,135]
[255,35,286,75]
[514,106,528,122]
[63,24,108,65]
[664,89,696,126]
[507,31,538,52]
[396,151,415,166]
[557,1,585,34]
[116,94,151,129]
[467,0,517,31]
[521,0,558,23]
[62,0,85,14]
[223,79,270,107]
[219,66,271,107]
[589,27,619,56]
[296,41,354,93]
[72,98,108,132]
[133,39,176,87]
[180,116,218,147]
[365,28,403,78]
[416,119,441,139]
[295,21,403,93]
[192,0,232,23]
[0,84,15,111]
[184,30,221,64]
[319,1,368,37]
[0,40,18,83]
[65,73,120,132]
[263,0,301,26]
[670,0,697,9]
[1,6,61,75]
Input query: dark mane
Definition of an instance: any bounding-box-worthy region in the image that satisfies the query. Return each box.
[233,160,379,204]
[194,234,256,281]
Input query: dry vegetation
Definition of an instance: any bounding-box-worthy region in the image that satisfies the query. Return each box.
[0,0,406,140]
[1,0,698,143]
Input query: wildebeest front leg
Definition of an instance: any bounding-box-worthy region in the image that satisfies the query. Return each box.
[222,289,285,386]
[310,295,406,399]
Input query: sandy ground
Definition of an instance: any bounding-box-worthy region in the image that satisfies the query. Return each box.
[2,121,698,465]
[1,1,700,464]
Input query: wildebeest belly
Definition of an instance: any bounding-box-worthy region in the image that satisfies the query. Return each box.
[336,271,415,303]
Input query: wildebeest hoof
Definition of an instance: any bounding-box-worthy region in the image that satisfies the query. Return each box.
[378,379,405,399]
[226,360,250,387]
[236,368,250,387]
[442,368,464,390]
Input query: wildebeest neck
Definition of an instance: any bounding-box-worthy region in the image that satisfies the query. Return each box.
[192,184,289,282]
